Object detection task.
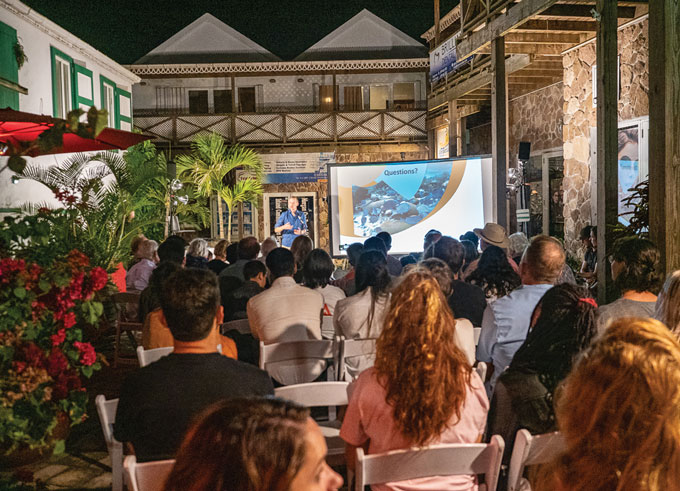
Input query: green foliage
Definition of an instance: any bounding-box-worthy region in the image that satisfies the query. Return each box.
[609,179,650,247]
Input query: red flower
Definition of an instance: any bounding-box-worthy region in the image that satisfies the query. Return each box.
[22,343,46,369]
[89,267,108,291]
[62,311,77,329]
[46,348,69,377]
[74,341,97,366]
[68,273,84,300]
[51,328,66,346]
[53,371,81,400]
[13,361,27,374]
[66,250,89,269]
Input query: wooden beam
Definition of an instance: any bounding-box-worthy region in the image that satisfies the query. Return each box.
[595,0,619,304]
[492,37,508,229]
[480,43,572,55]
[504,32,585,44]
[649,0,680,274]
[508,76,562,84]
[540,4,637,19]
[514,19,597,33]
[434,0,441,45]
[457,104,482,119]
[429,54,531,110]
[456,0,559,58]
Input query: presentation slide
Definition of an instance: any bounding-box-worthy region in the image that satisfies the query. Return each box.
[328,157,493,256]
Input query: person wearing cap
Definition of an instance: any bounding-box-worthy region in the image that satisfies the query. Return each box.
[462,223,519,280]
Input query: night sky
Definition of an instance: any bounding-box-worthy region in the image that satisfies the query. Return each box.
[23,0,459,64]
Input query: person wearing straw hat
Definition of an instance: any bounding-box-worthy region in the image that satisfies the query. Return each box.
[462,223,520,280]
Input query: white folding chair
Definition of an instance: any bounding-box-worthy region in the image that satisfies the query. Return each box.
[95,395,123,491]
[221,318,251,335]
[337,337,377,381]
[475,361,488,383]
[136,346,173,367]
[355,435,504,491]
[123,455,175,491]
[474,327,482,345]
[275,381,350,462]
[259,339,337,384]
[507,430,565,491]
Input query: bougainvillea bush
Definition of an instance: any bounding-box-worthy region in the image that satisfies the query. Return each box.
[0,249,107,453]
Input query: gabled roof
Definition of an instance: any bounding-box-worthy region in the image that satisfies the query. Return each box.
[294,9,427,61]
[135,13,280,64]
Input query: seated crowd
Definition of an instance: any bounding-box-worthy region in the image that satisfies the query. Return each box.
[114,224,680,490]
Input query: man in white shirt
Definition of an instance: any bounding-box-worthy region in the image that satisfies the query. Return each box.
[247,247,324,384]
[126,239,158,292]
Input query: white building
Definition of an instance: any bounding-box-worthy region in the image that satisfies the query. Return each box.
[0,0,139,209]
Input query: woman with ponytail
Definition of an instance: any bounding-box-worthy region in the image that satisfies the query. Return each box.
[486,283,598,480]
[340,270,489,490]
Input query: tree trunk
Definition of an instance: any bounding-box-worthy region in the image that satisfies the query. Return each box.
[226,202,232,243]
[216,194,224,239]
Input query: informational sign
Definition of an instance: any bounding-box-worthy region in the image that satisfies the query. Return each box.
[429,34,471,84]
[516,208,530,223]
[436,126,450,159]
[260,152,335,184]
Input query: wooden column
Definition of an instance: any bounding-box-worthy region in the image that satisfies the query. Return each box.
[649,0,680,274]
[595,0,618,303]
[230,74,237,144]
[434,0,441,45]
[458,117,467,156]
[491,37,508,228]
[448,101,457,157]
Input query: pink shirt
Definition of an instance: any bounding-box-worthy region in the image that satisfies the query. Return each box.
[340,367,489,491]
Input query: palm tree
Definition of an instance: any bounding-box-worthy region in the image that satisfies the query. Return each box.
[176,133,263,240]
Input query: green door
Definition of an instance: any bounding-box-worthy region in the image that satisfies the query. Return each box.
[0,22,19,110]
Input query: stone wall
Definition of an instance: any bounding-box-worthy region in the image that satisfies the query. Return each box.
[254,143,428,251]
[562,18,648,255]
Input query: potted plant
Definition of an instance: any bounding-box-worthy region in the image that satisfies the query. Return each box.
[0,245,108,466]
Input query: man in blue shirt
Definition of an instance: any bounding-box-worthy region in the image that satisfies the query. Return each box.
[274,196,307,248]
[476,235,566,397]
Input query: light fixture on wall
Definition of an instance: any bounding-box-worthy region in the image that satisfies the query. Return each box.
[323,97,332,103]
[297,78,304,83]
[269,79,276,83]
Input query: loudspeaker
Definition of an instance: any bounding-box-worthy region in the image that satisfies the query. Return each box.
[518,141,531,161]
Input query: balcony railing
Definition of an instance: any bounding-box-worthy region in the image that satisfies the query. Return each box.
[134,109,427,145]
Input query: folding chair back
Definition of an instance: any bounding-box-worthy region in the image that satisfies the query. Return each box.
[221,318,251,335]
[259,339,336,382]
[95,395,123,491]
[114,292,143,366]
[338,337,376,381]
[123,455,175,491]
[136,346,173,367]
[356,435,505,491]
[507,430,565,491]
[474,327,482,345]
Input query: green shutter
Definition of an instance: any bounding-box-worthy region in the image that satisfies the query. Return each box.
[50,46,74,117]
[0,22,19,110]
[73,64,94,111]
[115,87,132,130]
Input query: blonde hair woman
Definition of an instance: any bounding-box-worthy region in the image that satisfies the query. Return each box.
[655,270,680,336]
[534,317,680,490]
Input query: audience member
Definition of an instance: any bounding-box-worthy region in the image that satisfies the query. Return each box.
[467,245,521,302]
[363,236,387,256]
[207,239,229,275]
[225,242,239,264]
[138,261,181,323]
[578,225,596,278]
[477,235,565,394]
[463,223,519,279]
[533,318,680,491]
[129,234,147,268]
[597,237,663,331]
[656,270,680,336]
[225,260,266,321]
[303,249,346,315]
[332,242,363,296]
[460,239,479,273]
[424,236,487,326]
[126,239,158,292]
[247,248,324,384]
[423,229,442,251]
[417,258,476,364]
[334,251,391,378]
[157,238,186,265]
[399,253,418,268]
[258,236,278,265]
[185,238,209,269]
[290,235,313,284]
[376,231,403,276]
[460,230,479,249]
[487,284,597,476]
[340,271,488,489]
[114,269,272,462]
[165,398,343,491]
[508,232,529,265]
[220,236,260,282]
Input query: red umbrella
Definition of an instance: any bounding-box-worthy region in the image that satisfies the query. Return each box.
[0,108,153,156]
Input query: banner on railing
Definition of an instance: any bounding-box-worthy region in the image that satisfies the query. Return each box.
[257,152,336,184]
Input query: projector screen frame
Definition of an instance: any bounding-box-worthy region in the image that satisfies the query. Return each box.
[326,155,494,258]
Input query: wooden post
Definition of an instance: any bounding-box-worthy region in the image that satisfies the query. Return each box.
[491,37,508,228]
[230,74,237,144]
[434,0,441,45]
[459,117,467,156]
[595,0,618,303]
[448,101,457,157]
[649,0,680,274]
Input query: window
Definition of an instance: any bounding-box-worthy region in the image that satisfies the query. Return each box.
[188,90,209,114]
[214,89,232,113]
[393,83,415,110]
[101,77,116,128]
[52,50,73,119]
[238,87,256,113]
[369,85,389,110]
[115,87,132,131]
[343,86,363,111]
[319,85,337,112]
[0,22,19,110]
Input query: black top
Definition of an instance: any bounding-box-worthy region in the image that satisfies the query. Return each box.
[584,249,597,273]
[113,353,273,461]
[225,281,264,321]
[448,280,487,326]
[185,255,208,269]
[207,259,228,276]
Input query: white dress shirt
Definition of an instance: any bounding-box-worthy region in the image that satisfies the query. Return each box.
[125,259,156,292]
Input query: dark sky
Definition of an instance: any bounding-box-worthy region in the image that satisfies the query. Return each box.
[23,0,458,64]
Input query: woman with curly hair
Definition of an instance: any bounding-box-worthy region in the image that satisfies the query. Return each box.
[597,237,663,331]
[466,245,521,302]
[656,270,680,336]
[165,398,343,491]
[340,270,489,490]
[533,318,680,491]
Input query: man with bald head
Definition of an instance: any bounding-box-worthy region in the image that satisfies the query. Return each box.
[476,235,566,395]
